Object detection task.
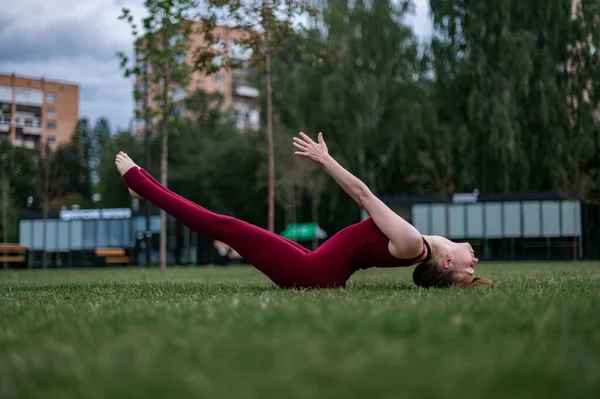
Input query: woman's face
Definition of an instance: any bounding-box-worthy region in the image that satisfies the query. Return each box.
[448,242,479,286]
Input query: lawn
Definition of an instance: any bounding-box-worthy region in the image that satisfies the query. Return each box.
[1,262,599,399]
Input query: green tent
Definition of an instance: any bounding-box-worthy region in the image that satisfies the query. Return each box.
[281,223,327,241]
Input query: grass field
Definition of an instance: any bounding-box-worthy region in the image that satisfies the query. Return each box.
[1,262,599,399]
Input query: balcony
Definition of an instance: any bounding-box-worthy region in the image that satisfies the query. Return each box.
[0,117,9,133]
[15,116,42,135]
[234,85,259,98]
[14,138,39,150]
[234,105,260,132]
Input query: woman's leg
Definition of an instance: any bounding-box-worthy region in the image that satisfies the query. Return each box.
[137,168,312,255]
[118,161,312,287]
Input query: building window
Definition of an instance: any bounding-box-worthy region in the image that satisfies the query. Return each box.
[47,107,57,118]
[214,74,224,84]
[169,33,186,47]
[137,82,147,94]
[174,53,186,64]
[47,121,56,130]
[171,87,186,102]
[47,135,56,146]
[46,93,56,104]
[174,104,186,116]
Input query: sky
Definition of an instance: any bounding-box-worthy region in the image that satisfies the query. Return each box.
[0,0,433,132]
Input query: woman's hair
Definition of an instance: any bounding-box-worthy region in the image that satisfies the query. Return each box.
[412,258,456,288]
[412,258,493,288]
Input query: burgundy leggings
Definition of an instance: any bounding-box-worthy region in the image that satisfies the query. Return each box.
[123,167,373,288]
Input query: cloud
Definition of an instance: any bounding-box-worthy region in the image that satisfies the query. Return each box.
[0,0,147,130]
[0,0,433,132]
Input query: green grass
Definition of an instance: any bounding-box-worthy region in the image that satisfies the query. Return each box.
[1,262,599,399]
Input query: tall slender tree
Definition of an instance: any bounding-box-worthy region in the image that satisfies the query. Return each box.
[117,0,201,270]
[199,0,312,232]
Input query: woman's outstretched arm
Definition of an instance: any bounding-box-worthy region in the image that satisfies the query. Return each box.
[293,132,423,259]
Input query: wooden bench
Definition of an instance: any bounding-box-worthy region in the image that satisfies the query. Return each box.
[0,244,28,266]
[95,248,130,265]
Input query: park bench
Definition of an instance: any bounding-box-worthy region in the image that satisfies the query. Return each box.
[0,244,29,267]
[94,247,130,265]
[0,244,28,264]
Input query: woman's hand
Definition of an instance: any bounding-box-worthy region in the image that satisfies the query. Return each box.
[293,132,329,165]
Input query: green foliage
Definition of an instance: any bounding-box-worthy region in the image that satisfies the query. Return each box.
[96,131,144,209]
[428,0,599,195]
[0,141,37,241]
[64,0,600,237]
[269,0,429,229]
[165,117,268,226]
[117,0,200,121]
[198,0,312,69]
[1,263,599,399]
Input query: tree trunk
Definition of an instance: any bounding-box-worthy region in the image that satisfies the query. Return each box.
[159,28,170,272]
[2,174,7,270]
[265,33,275,232]
[311,191,319,250]
[573,200,578,261]
[42,157,50,269]
[160,123,168,272]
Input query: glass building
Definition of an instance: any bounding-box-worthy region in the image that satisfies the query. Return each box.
[18,208,204,268]
[365,192,587,261]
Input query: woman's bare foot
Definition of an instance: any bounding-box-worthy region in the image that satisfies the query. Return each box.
[115,151,138,176]
[115,152,143,199]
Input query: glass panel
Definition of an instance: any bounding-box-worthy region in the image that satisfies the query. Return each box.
[541,201,561,237]
[484,203,502,238]
[123,220,131,247]
[45,220,58,251]
[33,220,44,250]
[561,201,581,236]
[19,221,33,247]
[466,204,484,237]
[523,202,541,237]
[71,221,83,250]
[57,221,70,251]
[83,220,96,249]
[503,203,521,238]
[448,205,465,238]
[411,205,429,235]
[431,204,447,236]
[151,216,161,233]
[109,220,124,247]
[97,220,109,247]
[134,216,145,233]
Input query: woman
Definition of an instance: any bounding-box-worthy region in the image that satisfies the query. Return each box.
[115,132,491,289]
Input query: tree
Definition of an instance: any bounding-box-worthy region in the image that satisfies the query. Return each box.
[118,0,202,270]
[0,143,35,228]
[91,118,112,203]
[200,0,313,232]
[70,119,94,204]
[0,144,15,268]
[97,131,144,209]
[429,0,574,192]
[554,0,600,259]
[36,145,68,268]
[268,0,425,231]
[0,142,36,268]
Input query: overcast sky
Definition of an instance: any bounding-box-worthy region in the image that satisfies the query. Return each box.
[0,0,432,132]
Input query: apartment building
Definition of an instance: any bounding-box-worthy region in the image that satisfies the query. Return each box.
[0,73,79,151]
[135,24,260,133]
